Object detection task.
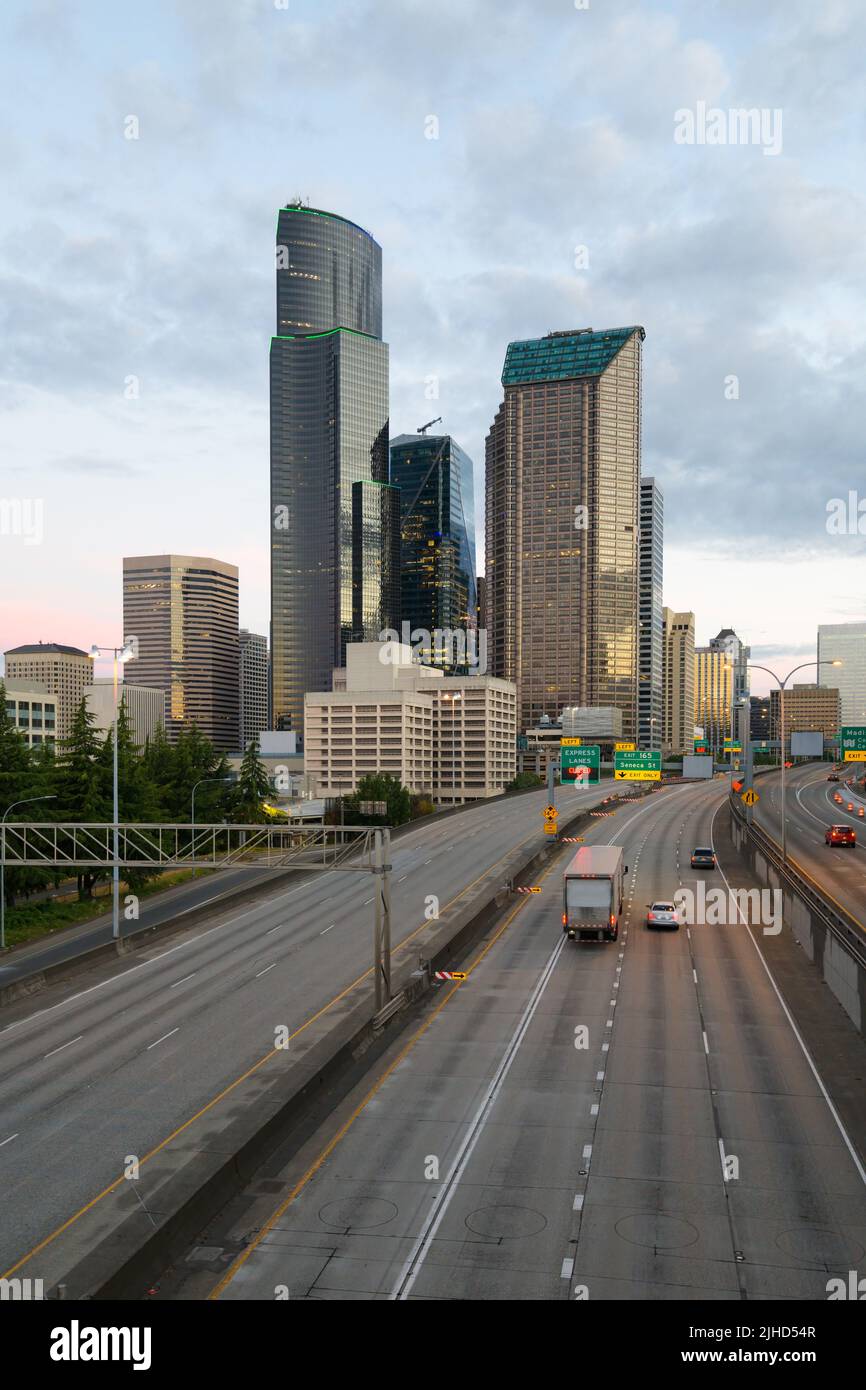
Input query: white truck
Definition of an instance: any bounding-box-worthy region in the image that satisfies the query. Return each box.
[562,845,627,943]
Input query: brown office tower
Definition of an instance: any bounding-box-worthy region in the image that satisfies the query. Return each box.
[486,327,644,734]
[123,555,240,751]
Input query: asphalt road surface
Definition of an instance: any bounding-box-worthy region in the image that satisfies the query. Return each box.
[752,762,866,927]
[0,780,618,1276]
[199,777,866,1301]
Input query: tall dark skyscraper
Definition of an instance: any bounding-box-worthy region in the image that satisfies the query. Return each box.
[639,477,664,749]
[270,203,392,740]
[389,432,477,671]
[486,327,644,734]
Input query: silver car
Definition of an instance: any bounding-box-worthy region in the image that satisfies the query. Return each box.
[646,900,681,930]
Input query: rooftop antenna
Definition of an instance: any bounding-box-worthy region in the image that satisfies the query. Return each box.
[417,417,442,435]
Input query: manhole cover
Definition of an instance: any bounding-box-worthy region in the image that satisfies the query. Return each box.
[318,1197,398,1230]
[615,1213,700,1250]
[775,1227,865,1265]
[465,1205,547,1239]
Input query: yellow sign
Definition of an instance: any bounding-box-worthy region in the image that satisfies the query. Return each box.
[561,737,582,746]
[741,788,759,807]
[451,972,467,981]
[615,741,636,751]
[543,805,558,821]
[543,823,558,835]
[614,769,661,781]
[843,751,866,762]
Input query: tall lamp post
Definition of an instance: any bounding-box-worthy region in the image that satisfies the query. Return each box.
[1,795,57,950]
[746,659,842,864]
[191,776,234,876]
[90,641,136,940]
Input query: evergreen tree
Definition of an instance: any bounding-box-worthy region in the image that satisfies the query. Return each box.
[230,738,271,823]
[55,698,109,898]
[0,681,53,906]
[343,773,411,826]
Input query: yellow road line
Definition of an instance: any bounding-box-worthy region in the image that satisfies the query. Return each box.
[210,851,563,1299]
[1,813,561,1280]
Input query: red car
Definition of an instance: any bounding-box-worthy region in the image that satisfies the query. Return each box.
[826,824,856,847]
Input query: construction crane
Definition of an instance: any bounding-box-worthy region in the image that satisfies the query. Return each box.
[417,417,442,435]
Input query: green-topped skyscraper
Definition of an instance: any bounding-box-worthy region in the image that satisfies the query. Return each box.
[269,203,395,741]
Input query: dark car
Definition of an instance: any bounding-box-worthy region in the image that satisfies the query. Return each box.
[826,824,856,847]
[828,774,840,782]
[690,847,716,869]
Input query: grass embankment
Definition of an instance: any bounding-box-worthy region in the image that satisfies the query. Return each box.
[2,869,200,949]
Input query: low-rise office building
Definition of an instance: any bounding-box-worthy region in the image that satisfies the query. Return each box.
[3,684,58,747]
[85,679,165,747]
[305,643,517,804]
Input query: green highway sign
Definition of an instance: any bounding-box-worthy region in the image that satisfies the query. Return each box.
[560,743,600,784]
[840,726,866,761]
[613,749,662,781]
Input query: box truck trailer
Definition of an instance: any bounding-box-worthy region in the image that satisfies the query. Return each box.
[562,845,627,943]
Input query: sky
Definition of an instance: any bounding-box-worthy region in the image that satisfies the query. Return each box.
[1,0,864,695]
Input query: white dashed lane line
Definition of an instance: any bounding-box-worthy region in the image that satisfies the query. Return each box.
[0,1134,18,1148]
[147,1028,179,1051]
[44,1036,83,1060]
[170,973,196,989]
[255,964,276,979]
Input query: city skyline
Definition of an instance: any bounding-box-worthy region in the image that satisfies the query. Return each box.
[3,3,866,694]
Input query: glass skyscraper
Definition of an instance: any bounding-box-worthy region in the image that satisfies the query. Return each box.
[270,204,394,740]
[389,433,478,671]
[485,327,644,735]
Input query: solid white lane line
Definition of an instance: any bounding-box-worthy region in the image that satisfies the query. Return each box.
[711,800,866,1187]
[147,1028,179,1051]
[391,934,567,1300]
[44,1036,83,1060]
[170,973,197,989]
[255,964,276,979]
[0,1134,18,1148]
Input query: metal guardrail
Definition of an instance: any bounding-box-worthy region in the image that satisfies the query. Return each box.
[730,793,866,972]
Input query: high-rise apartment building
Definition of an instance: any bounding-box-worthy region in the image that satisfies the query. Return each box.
[818,621,866,723]
[270,203,394,743]
[694,643,734,757]
[662,609,695,755]
[486,326,644,734]
[3,643,93,742]
[639,478,664,749]
[239,629,269,751]
[123,555,240,751]
[389,432,477,672]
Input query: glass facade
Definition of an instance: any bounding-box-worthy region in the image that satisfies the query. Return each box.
[389,433,478,671]
[351,481,401,642]
[270,206,391,741]
[639,478,664,749]
[818,622,866,724]
[486,327,644,736]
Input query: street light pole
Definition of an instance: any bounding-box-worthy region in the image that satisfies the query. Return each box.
[91,641,135,939]
[191,776,233,875]
[746,659,842,864]
[1,795,57,950]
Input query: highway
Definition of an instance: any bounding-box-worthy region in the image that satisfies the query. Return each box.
[752,762,866,926]
[0,780,618,1279]
[192,777,866,1302]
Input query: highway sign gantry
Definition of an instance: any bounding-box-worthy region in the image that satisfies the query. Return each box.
[840,726,866,761]
[560,742,600,783]
[613,749,662,781]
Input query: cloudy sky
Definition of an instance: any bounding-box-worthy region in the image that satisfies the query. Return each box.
[1,0,864,693]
